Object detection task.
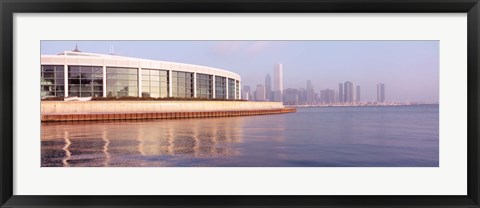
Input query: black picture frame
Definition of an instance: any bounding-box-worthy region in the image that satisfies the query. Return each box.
[1,0,479,207]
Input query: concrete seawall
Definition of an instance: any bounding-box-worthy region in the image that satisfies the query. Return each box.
[41,101,296,122]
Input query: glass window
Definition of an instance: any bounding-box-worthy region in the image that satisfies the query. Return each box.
[55,78,65,84]
[93,74,103,79]
[128,69,138,74]
[236,80,240,100]
[129,74,138,80]
[171,71,193,98]
[215,76,226,99]
[66,65,103,97]
[228,78,235,100]
[106,67,138,97]
[41,65,65,98]
[196,73,213,98]
[93,86,103,91]
[140,69,169,98]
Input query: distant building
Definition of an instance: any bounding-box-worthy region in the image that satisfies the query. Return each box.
[320,89,335,104]
[306,80,315,104]
[334,90,339,103]
[255,84,266,101]
[344,81,354,103]
[356,85,361,103]
[377,83,386,103]
[306,80,313,89]
[273,64,283,102]
[284,88,299,105]
[338,83,344,103]
[265,74,272,101]
[242,85,251,100]
[298,88,307,105]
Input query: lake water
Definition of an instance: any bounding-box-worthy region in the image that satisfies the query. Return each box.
[41,105,439,167]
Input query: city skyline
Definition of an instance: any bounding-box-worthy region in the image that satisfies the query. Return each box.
[41,40,439,103]
[246,76,394,105]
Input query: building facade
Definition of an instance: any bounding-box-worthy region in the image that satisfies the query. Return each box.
[377,83,386,103]
[338,83,344,103]
[255,84,266,101]
[284,88,299,105]
[41,51,241,99]
[265,74,272,101]
[320,89,335,104]
[344,81,354,103]
[356,85,361,103]
[273,64,283,102]
[306,80,315,104]
[242,85,251,101]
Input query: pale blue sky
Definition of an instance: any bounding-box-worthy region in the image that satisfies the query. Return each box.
[41,40,439,103]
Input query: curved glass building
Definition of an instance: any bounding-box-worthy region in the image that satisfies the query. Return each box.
[41,51,241,99]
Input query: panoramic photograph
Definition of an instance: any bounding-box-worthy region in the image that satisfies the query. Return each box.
[40,40,439,167]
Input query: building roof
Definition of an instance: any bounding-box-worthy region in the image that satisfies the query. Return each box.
[43,51,241,80]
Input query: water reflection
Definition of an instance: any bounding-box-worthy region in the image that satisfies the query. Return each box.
[102,128,110,166]
[41,106,439,167]
[62,131,71,167]
[41,117,245,167]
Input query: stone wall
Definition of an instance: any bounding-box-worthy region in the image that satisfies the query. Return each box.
[41,101,285,114]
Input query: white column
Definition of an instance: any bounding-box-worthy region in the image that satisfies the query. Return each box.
[193,72,197,98]
[138,67,142,97]
[168,70,173,97]
[225,78,229,99]
[64,64,68,97]
[212,75,216,99]
[102,65,107,97]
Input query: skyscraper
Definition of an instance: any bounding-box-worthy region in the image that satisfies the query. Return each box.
[377,83,386,103]
[306,80,314,104]
[306,80,312,89]
[356,85,361,103]
[242,85,251,101]
[320,89,335,104]
[255,84,266,101]
[284,88,299,105]
[273,64,283,102]
[338,83,343,103]
[344,81,354,103]
[298,88,307,105]
[265,74,272,101]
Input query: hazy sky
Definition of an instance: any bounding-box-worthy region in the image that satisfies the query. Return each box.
[41,40,439,103]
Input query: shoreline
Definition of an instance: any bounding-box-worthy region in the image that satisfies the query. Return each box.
[287,103,438,108]
[41,100,296,122]
[41,108,296,122]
